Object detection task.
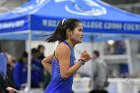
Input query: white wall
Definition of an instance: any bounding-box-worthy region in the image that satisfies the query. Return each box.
[26,40,57,56]
[74,42,93,76]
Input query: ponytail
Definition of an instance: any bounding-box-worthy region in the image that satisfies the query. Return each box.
[46,20,66,42]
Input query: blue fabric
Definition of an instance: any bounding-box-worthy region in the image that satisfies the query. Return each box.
[14,60,43,89]
[14,62,27,89]
[31,60,43,86]
[0,52,7,78]
[0,0,140,36]
[44,41,76,93]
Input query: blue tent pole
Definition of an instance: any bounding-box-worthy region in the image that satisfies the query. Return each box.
[26,14,32,92]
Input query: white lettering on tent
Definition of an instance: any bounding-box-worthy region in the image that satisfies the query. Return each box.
[82,21,102,29]
[42,20,58,27]
[42,20,140,32]
[104,22,122,30]
[123,23,140,31]
[0,20,25,29]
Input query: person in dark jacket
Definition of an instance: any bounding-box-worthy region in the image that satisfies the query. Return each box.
[37,45,45,60]
[37,45,51,89]
[0,52,17,93]
[6,53,16,89]
[0,75,17,93]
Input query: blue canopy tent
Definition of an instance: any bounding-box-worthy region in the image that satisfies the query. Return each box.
[0,0,140,91]
[1,0,140,38]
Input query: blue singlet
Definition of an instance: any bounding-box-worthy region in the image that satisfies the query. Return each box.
[44,41,75,93]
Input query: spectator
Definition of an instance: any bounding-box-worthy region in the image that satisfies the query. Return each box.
[37,45,45,60]
[13,52,28,90]
[31,48,43,88]
[6,53,16,89]
[0,52,17,93]
[89,50,109,93]
[37,45,51,89]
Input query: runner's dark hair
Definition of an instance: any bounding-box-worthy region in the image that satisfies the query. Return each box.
[46,18,81,42]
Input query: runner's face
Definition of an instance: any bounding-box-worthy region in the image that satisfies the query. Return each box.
[71,22,83,43]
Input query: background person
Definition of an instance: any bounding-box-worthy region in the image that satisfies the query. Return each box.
[89,50,109,93]
[0,52,17,93]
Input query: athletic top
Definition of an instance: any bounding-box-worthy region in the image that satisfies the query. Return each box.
[44,41,75,93]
